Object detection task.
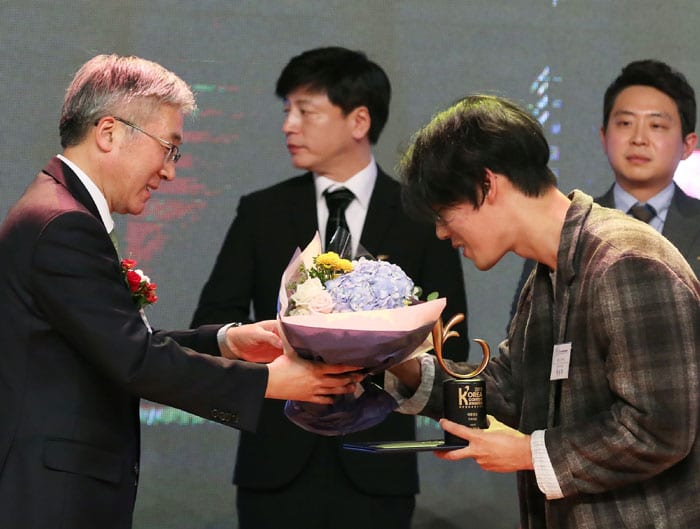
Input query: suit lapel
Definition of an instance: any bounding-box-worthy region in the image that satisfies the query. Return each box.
[597,183,700,273]
[287,172,319,245]
[594,185,615,208]
[663,186,700,260]
[360,169,400,255]
[42,157,101,221]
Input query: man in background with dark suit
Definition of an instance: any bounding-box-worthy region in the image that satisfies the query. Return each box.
[191,46,469,529]
[512,59,699,317]
[597,59,699,275]
[0,54,360,529]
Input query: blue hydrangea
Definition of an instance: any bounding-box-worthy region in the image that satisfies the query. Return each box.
[325,258,415,312]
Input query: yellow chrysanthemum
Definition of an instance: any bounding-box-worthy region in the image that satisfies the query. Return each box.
[336,258,353,272]
[315,253,353,271]
[315,252,339,267]
[308,252,355,284]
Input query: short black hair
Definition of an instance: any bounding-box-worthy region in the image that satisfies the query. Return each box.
[275,46,391,144]
[399,94,557,221]
[603,59,696,137]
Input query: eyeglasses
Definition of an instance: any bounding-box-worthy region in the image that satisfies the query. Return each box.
[113,116,182,164]
[433,206,450,227]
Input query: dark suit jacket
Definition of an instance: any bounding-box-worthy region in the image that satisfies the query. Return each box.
[510,184,700,318]
[596,184,700,278]
[191,169,469,496]
[0,158,269,529]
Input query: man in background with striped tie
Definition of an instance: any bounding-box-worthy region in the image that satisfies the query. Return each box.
[191,46,469,529]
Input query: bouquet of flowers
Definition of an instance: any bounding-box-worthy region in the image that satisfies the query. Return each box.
[278,234,446,435]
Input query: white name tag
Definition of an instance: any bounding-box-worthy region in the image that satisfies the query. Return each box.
[550,342,571,380]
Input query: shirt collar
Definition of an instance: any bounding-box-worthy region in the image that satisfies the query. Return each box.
[57,154,114,234]
[313,157,377,208]
[613,181,675,217]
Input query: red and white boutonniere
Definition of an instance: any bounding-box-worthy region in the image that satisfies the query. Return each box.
[120,259,158,309]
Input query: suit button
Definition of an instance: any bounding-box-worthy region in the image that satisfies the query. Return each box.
[133,462,139,475]
[211,409,238,423]
[212,409,232,422]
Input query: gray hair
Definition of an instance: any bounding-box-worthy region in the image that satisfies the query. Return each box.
[59,54,196,147]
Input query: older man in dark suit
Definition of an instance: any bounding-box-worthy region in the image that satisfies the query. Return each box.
[0,54,360,529]
[191,47,469,529]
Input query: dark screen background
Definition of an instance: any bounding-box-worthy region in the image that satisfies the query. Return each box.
[1,2,698,527]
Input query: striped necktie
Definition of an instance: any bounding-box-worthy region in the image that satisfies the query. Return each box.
[628,203,656,223]
[109,230,120,255]
[324,187,354,256]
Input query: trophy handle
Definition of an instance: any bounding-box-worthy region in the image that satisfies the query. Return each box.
[431,313,490,379]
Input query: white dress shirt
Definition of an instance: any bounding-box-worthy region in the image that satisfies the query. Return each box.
[314,157,377,257]
[57,154,114,235]
[613,181,675,233]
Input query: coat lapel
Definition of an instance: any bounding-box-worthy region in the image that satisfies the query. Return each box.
[594,185,615,208]
[42,157,101,221]
[360,169,400,255]
[663,186,700,260]
[287,172,319,245]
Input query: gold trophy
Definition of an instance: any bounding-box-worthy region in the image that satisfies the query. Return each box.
[342,313,490,453]
[432,314,490,446]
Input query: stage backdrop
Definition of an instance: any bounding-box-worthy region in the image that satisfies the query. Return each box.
[1,2,698,528]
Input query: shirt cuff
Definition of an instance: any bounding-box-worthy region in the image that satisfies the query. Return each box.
[384,353,435,415]
[531,429,564,499]
[217,322,242,359]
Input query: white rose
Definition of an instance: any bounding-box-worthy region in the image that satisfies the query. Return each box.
[291,278,324,306]
[308,290,334,314]
[290,277,334,314]
[289,306,312,316]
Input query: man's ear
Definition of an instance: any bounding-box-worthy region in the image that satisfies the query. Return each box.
[94,116,118,154]
[483,168,499,204]
[599,126,608,155]
[349,106,371,141]
[681,132,698,160]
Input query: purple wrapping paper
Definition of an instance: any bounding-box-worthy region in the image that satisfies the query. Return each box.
[281,321,437,373]
[284,381,399,436]
[280,310,443,436]
[278,235,446,436]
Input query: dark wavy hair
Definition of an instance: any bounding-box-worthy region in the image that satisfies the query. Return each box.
[399,94,557,221]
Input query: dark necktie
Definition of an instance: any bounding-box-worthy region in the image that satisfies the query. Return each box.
[109,229,120,255]
[324,187,354,256]
[628,203,656,223]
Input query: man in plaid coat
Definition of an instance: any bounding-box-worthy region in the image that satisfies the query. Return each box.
[390,94,700,529]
